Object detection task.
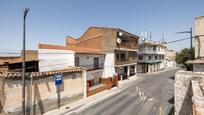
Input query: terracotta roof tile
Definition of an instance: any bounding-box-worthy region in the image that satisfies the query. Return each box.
[0,66,83,78]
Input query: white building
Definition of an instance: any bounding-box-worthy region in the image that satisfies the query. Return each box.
[137,39,166,73]
[165,50,177,69]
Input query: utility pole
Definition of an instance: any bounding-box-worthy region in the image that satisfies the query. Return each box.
[176,27,193,71]
[22,8,29,115]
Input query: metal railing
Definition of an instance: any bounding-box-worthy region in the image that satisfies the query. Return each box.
[77,63,104,70]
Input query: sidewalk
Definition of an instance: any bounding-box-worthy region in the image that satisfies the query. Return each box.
[44,75,142,115]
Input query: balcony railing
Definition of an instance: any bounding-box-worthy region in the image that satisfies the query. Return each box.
[115,58,137,65]
[77,63,104,70]
[138,50,165,55]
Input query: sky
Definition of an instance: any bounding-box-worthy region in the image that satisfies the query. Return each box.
[0,0,204,55]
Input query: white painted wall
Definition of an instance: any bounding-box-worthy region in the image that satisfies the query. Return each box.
[76,54,105,70]
[159,61,165,70]
[38,49,75,72]
[103,53,115,78]
[165,60,176,69]
[86,69,103,80]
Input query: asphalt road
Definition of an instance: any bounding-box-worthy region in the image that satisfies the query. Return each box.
[70,69,177,115]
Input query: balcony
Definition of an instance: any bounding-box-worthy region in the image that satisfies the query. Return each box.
[78,63,104,70]
[138,59,163,64]
[115,57,137,65]
[118,42,137,50]
[138,50,165,55]
[115,50,138,65]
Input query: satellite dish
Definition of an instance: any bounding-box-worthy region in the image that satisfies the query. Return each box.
[117,38,122,44]
[119,32,123,36]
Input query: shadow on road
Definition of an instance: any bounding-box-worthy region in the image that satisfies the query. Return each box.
[168,106,174,115]
[168,97,174,104]
[169,76,175,80]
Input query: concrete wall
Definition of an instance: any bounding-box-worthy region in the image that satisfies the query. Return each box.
[175,71,193,115]
[103,53,115,78]
[0,72,83,115]
[75,54,105,70]
[193,64,204,72]
[87,69,103,80]
[166,60,176,69]
[38,49,75,72]
[195,16,204,58]
[159,61,165,70]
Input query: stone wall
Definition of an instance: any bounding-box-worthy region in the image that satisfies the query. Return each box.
[0,72,84,115]
[193,64,204,72]
[174,70,204,115]
[175,70,193,115]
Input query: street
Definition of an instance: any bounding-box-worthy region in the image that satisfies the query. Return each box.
[69,69,177,115]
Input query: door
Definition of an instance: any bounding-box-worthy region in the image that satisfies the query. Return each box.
[94,57,99,69]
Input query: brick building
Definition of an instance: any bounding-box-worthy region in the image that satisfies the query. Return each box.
[66,27,139,81]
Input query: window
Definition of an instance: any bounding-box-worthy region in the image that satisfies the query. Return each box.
[153,46,156,51]
[94,57,99,69]
[155,56,158,60]
[139,56,143,60]
[129,52,137,59]
[121,53,126,61]
[75,57,79,66]
[148,56,151,60]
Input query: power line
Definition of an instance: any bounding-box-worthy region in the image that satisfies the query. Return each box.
[165,37,192,44]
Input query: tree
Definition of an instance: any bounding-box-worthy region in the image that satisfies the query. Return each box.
[175,47,195,70]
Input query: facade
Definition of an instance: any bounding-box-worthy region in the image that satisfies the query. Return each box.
[137,39,166,73]
[165,49,177,69]
[38,43,109,96]
[39,27,139,96]
[0,67,84,115]
[187,16,204,72]
[66,27,139,81]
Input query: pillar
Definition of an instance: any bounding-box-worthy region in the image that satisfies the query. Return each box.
[127,66,130,79]
[83,70,87,98]
[135,64,137,75]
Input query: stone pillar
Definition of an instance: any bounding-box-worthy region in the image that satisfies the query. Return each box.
[135,64,137,75]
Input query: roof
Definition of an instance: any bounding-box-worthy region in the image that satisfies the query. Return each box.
[89,27,140,38]
[0,66,83,78]
[0,50,38,65]
[67,27,140,43]
[39,43,105,54]
[186,59,204,64]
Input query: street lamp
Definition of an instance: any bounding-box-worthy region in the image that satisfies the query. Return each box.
[22,8,29,115]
